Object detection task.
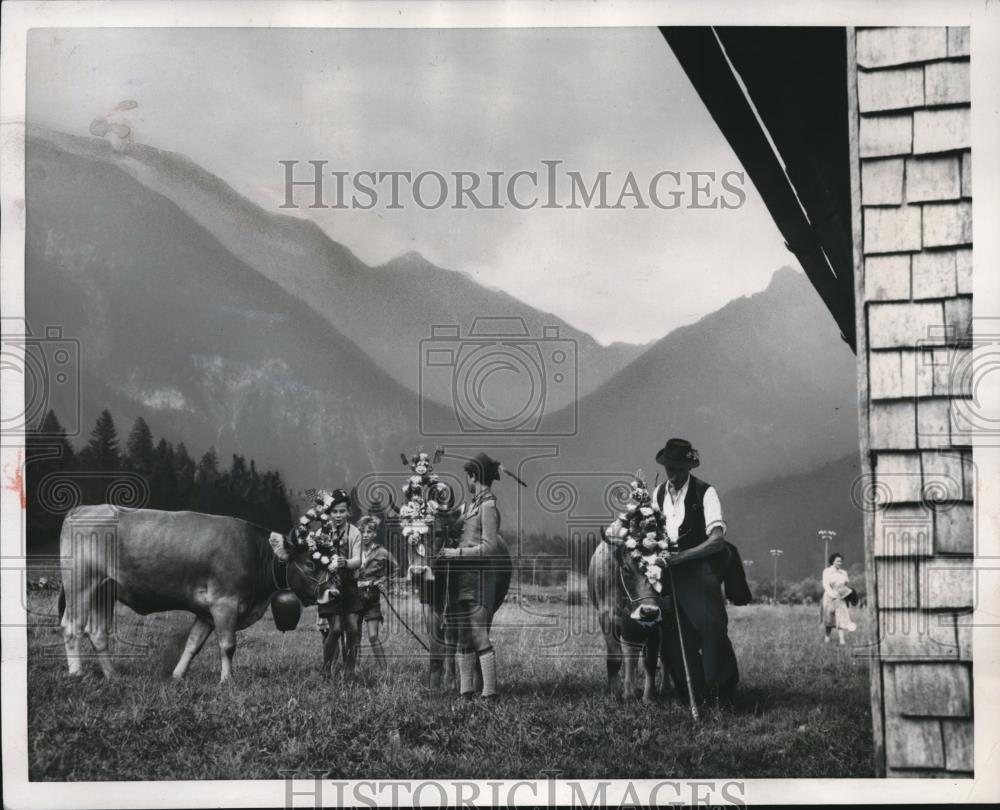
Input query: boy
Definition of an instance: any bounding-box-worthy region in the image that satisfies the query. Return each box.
[356,515,398,671]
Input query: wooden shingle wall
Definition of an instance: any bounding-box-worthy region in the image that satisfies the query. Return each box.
[851,26,973,777]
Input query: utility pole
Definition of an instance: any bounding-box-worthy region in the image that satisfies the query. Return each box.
[769,548,783,603]
[818,529,837,568]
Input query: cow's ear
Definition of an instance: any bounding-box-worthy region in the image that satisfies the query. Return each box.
[269,531,290,561]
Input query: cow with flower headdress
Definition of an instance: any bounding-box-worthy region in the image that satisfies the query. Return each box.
[588,470,676,702]
[398,448,453,583]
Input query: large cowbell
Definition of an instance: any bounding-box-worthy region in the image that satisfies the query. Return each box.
[271,590,303,632]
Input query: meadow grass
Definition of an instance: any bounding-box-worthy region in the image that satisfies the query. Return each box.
[25,589,874,781]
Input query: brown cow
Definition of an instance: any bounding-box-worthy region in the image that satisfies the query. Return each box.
[58,505,326,682]
[587,539,669,702]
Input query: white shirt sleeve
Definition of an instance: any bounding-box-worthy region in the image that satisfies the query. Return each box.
[703,486,726,536]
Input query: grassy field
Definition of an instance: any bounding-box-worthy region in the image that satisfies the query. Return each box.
[24,586,874,781]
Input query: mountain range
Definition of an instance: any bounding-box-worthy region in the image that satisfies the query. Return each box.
[25,125,862,578]
[25,127,646,418]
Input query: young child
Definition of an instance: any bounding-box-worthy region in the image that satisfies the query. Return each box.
[355,515,399,671]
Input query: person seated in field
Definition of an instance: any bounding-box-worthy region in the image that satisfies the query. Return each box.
[355,515,399,672]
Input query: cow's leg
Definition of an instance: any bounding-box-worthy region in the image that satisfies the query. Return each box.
[621,642,642,700]
[209,599,239,683]
[88,580,117,679]
[641,634,660,704]
[598,611,622,692]
[61,580,99,677]
[172,616,214,680]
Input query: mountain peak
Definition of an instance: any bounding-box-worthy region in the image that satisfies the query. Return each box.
[393,249,429,265]
[765,265,806,292]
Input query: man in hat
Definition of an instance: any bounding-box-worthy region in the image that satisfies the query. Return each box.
[652,438,739,704]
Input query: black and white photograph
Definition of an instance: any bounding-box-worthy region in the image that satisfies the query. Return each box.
[1,1,998,807]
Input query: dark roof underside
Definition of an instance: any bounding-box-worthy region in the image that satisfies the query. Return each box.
[661,26,857,351]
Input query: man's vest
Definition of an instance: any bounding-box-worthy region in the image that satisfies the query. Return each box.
[655,474,712,551]
[655,475,753,605]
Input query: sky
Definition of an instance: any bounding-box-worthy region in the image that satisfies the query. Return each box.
[26,27,798,345]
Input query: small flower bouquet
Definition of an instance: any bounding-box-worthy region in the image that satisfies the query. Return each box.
[605,471,673,593]
[400,450,452,581]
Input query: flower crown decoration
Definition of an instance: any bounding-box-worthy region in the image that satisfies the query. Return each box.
[399,448,451,550]
[605,470,673,593]
[293,489,349,574]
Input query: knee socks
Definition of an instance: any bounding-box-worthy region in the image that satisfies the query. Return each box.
[478,647,497,698]
[458,651,478,695]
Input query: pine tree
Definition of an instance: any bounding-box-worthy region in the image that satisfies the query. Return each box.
[197,446,220,482]
[151,438,178,509]
[124,416,155,473]
[25,409,76,554]
[174,442,197,510]
[196,446,221,514]
[80,409,121,470]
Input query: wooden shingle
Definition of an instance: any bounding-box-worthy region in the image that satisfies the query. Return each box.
[894,662,971,717]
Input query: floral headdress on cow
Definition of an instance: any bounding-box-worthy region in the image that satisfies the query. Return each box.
[605,471,673,593]
[292,488,351,574]
[398,448,451,555]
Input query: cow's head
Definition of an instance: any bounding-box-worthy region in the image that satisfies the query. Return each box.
[609,539,665,627]
[268,531,338,606]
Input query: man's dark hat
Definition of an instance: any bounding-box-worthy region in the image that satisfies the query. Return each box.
[655,438,701,469]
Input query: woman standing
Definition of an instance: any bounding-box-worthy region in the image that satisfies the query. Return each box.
[438,452,513,699]
[821,553,856,645]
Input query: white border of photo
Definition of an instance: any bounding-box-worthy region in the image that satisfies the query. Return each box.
[2,0,998,806]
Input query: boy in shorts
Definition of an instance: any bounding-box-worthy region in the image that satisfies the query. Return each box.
[356,515,398,672]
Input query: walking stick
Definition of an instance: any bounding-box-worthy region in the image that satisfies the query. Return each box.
[667,564,700,722]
